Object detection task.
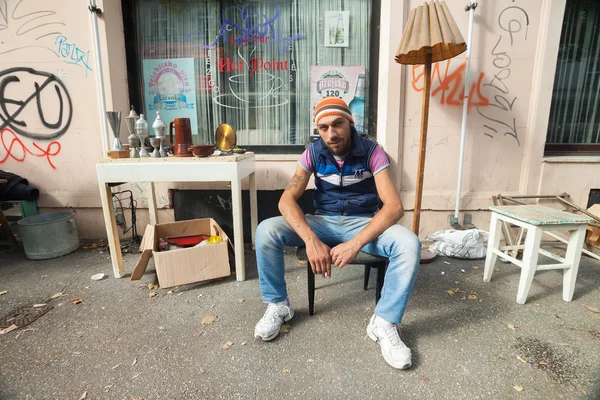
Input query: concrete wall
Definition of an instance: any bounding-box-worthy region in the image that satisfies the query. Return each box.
[1,0,597,241]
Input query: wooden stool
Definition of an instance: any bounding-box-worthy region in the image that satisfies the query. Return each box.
[484,205,593,304]
[296,247,387,315]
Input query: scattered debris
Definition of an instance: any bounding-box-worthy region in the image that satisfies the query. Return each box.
[447,288,461,295]
[473,266,480,270]
[167,290,173,294]
[508,324,517,331]
[461,269,465,273]
[201,315,219,325]
[223,341,233,350]
[494,268,500,272]
[199,368,205,375]
[68,298,83,305]
[467,292,477,300]
[585,305,600,313]
[443,261,451,265]
[241,342,247,346]
[580,387,588,396]
[33,304,47,308]
[132,373,141,379]
[517,356,527,363]
[51,292,66,299]
[539,361,549,367]
[421,376,431,384]
[73,352,82,355]
[79,391,87,400]
[513,385,524,392]
[91,273,105,281]
[147,283,158,290]
[104,385,112,392]
[0,325,18,335]
[0,290,7,296]
[41,275,48,278]
[280,324,291,333]
[282,369,291,375]
[231,356,235,360]
[149,292,158,298]
[112,363,121,369]
[132,358,137,366]
[307,359,314,363]
[237,298,245,304]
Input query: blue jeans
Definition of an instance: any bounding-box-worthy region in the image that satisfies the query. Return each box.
[255,215,421,324]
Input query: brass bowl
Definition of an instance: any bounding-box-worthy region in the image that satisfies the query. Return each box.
[189,144,215,157]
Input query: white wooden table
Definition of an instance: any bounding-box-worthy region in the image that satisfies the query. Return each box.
[96,153,257,281]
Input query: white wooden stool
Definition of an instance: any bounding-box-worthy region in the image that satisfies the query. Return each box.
[483,205,593,304]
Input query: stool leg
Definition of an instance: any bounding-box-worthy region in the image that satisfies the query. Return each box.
[375,262,386,304]
[516,226,542,304]
[0,209,19,248]
[307,262,315,316]
[483,213,502,282]
[363,265,370,290]
[562,225,587,302]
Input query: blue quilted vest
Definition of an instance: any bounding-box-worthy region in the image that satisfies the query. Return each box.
[309,128,381,216]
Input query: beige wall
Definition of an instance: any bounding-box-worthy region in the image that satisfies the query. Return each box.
[1,0,596,241]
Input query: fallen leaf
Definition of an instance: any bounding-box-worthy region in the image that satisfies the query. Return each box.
[514,385,524,392]
[104,385,112,392]
[585,305,600,313]
[112,363,121,369]
[479,272,484,277]
[51,292,65,299]
[494,268,500,272]
[467,291,477,300]
[132,358,137,366]
[280,324,291,333]
[539,361,549,367]
[473,266,480,270]
[237,298,245,303]
[508,324,517,331]
[68,298,83,305]
[282,369,291,375]
[199,368,205,375]
[149,292,158,298]
[167,290,173,294]
[0,290,7,296]
[33,303,47,308]
[79,392,87,400]
[223,341,233,350]
[0,325,18,335]
[201,315,219,325]
[517,356,527,363]
[447,288,460,295]
[580,387,588,396]
[147,283,158,290]
[231,356,235,360]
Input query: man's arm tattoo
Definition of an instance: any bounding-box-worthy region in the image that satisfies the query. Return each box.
[285,174,305,191]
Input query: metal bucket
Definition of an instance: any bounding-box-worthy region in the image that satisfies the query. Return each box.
[17,211,79,260]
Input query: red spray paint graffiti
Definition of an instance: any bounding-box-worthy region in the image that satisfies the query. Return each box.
[1,128,61,169]
[411,59,490,111]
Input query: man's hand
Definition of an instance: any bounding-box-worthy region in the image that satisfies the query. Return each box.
[330,241,361,268]
[306,238,332,278]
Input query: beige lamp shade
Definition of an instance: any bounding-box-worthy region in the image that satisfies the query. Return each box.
[395,0,466,65]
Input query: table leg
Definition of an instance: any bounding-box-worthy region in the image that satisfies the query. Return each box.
[231,177,246,281]
[147,182,158,226]
[516,226,542,304]
[249,171,258,250]
[562,225,587,302]
[98,182,124,278]
[483,213,502,282]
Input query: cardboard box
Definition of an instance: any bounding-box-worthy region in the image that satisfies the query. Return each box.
[131,218,230,288]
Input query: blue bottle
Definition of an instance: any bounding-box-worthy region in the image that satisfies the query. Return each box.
[349,74,365,135]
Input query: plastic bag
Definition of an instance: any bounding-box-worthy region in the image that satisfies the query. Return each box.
[427,229,489,259]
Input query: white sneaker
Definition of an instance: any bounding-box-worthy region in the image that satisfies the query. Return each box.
[367,314,412,369]
[254,299,294,341]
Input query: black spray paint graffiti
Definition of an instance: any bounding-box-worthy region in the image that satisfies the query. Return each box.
[0,0,65,58]
[0,68,72,169]
[477,5,529,146]
[0,67,72,139]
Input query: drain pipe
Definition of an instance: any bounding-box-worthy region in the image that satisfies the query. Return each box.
[89,1,110,154]
[454,0,478,220]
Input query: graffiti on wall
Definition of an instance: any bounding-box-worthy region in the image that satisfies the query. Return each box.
[477,5,529,147]
[55,36,93,77]
[0,67,73,169]
[0,0,65,58]
[411,59,490,111]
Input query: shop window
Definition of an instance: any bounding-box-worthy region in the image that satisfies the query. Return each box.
[122,0,377,154]
[545,0,600,156]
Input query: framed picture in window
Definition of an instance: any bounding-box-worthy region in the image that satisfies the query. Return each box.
[324,11,349,48]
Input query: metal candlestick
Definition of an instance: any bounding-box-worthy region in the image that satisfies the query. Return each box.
[135,114,150,158]
[106,111,123,151]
